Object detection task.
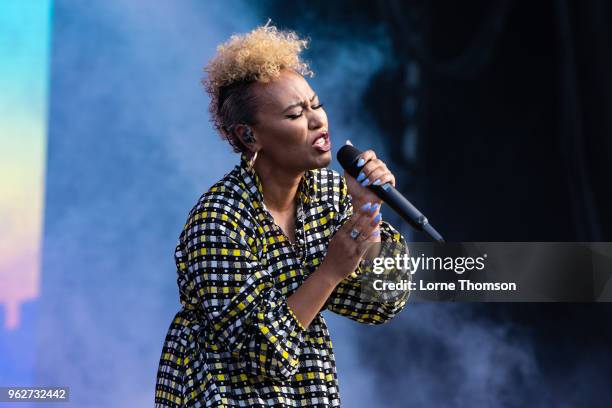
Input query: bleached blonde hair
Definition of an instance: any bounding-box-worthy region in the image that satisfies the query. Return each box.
[202,20,314,153]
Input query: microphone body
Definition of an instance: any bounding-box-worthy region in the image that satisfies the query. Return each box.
[337,144,445,243]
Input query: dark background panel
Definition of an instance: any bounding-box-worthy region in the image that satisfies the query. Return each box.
[261,1,612,406]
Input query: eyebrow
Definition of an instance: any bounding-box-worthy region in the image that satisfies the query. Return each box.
[282,94,318,113]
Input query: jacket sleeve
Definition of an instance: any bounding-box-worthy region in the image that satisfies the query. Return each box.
[175,200,306,382]
[324,175,411,324]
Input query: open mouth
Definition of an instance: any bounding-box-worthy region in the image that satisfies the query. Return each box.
[312,132,331,152]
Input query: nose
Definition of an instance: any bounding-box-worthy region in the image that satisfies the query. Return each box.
[308,108,326,130]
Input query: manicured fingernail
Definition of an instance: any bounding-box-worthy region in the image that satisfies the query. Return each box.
[360,202,372,211]
[356,172,366,182]
[371,230,380,237]
[373,179,381,186]
[369,203,379,213]
[357,158,365,168]
[361,178,370,187]
[382,183,391,191]
[373,213,382,222]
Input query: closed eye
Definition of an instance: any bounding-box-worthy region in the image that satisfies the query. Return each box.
[286,103,325,120]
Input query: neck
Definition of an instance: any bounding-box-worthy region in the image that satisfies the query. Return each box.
[253,153,303,213]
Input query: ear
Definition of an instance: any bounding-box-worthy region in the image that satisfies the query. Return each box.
[234,124,261,153]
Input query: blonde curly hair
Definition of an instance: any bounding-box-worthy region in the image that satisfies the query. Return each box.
[202,20,314,153]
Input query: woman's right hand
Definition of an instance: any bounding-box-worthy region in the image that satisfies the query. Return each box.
[323,201,382,282]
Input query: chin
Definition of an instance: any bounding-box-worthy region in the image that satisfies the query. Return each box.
[311,152,332,169]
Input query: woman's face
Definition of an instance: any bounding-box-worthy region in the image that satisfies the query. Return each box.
[250,69,331,173]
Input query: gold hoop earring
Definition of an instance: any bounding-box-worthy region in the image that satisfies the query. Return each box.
[248,151,258,171]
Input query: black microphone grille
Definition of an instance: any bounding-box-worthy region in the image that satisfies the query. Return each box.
[336,145,362,177]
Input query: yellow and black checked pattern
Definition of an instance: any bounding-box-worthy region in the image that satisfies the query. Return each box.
[155,154,409,407]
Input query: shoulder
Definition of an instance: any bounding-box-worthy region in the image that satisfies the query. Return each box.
[182,167,258,240]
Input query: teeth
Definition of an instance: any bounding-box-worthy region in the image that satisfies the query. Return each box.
[313,137,325,146]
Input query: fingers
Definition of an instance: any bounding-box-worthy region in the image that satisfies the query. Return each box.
[354,150,396,188]
[365,167,395,188]
[345,201,382,242]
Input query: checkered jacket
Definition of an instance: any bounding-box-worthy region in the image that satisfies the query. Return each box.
[155,154,409,407]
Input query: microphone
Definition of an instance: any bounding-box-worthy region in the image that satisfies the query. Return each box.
[337,143,445,243]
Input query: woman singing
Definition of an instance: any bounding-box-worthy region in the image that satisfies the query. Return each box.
[155,22,409,407]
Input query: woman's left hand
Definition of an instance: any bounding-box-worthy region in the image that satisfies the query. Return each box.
[344,149,396,239]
